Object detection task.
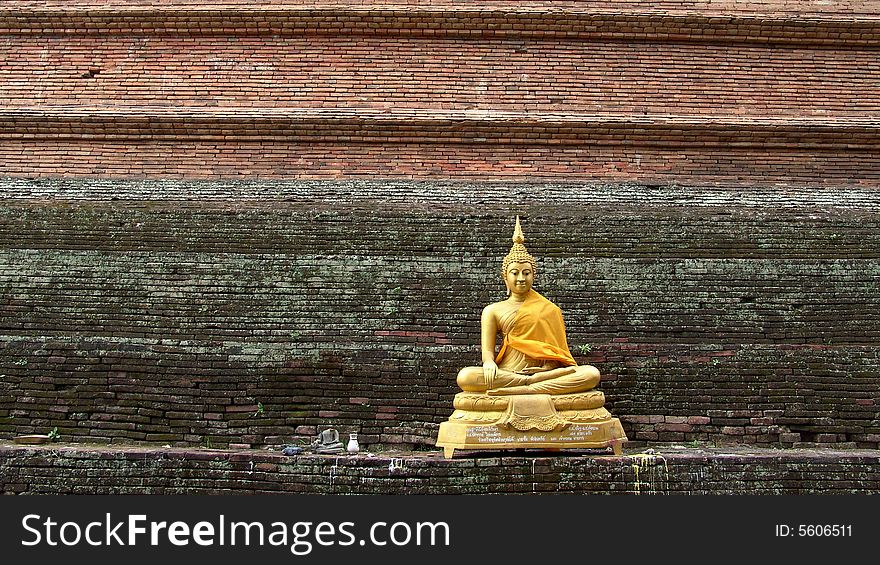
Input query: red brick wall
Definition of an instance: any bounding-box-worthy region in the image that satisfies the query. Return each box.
[0,2,878,183]
[5,37,877,114]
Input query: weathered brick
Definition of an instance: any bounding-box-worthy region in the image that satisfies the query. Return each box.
[0,1,877,456]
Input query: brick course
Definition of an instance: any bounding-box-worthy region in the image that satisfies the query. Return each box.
[3,2,880,47]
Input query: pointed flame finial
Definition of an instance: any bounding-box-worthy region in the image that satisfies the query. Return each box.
[512,215,525,245]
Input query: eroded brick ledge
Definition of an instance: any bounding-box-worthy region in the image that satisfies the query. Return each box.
[2,441,878,494]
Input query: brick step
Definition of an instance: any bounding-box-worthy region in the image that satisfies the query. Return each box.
[2,107,879,149]
[3,442,880,494]
[1,180,878,450]
[2,1,877,181]
[2,1,880,45]
[2,35,877,116]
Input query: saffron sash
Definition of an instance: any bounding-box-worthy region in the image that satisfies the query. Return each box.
[496,290,577,367]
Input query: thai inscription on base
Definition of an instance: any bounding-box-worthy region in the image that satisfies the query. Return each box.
[465,424,601,444]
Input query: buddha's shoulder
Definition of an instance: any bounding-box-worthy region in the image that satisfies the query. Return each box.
[482,299,516,317]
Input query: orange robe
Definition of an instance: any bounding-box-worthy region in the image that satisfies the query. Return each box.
[496,290,577,367]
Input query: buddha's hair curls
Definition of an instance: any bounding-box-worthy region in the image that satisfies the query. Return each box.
[501,216,537,276]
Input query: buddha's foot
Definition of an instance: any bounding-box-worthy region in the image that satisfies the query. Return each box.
[487,385,534,396]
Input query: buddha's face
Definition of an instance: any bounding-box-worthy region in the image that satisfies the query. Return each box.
[504,261,534,298]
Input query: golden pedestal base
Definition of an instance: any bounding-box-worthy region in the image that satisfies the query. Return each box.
[436,417,627,459]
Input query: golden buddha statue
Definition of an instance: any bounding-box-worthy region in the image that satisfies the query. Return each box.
[436,217,627,458]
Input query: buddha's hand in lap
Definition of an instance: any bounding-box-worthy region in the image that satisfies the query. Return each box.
[482,361,498,389]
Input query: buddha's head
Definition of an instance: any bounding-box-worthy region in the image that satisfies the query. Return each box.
[501,216,537,297]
